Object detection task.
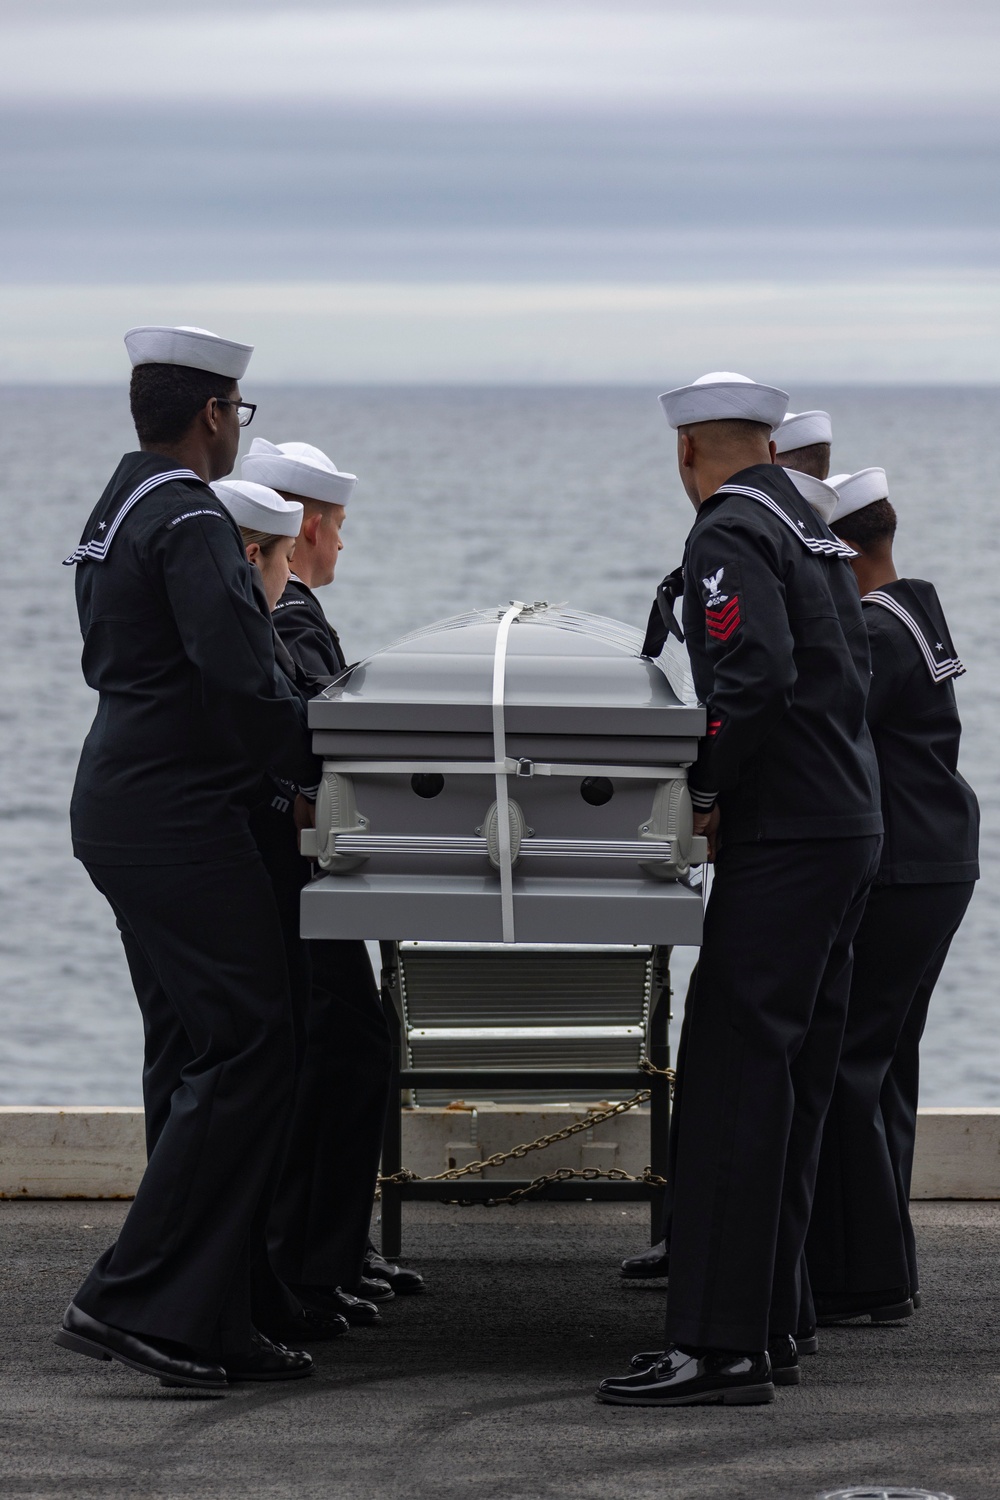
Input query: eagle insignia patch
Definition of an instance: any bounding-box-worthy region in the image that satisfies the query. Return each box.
[701,568,728,608]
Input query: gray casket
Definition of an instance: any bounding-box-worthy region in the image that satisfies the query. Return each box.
[300,602,706,945]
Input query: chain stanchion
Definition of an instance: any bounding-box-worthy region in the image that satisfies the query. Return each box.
[376,1057,676,1205]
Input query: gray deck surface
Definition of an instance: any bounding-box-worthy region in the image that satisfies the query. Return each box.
[1,1199,996,1500]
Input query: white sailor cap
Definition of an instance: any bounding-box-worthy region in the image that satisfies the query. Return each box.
[240,437,357,505]
[659,371,789,431]
[829,468,889,523]
[211,479,303,537]
[124,325,253,379]
[773,409,833,453]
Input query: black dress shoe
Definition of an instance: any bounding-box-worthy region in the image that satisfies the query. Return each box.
[629,1348,665,1371]
[55,1301,227,1391]
[796,1324,819,1356]
[765,1335,800,1387]
[262,1308,350,1343]
[364,1246,426,1295]
[620,1239,669,1279]
[815,1291,913,1326]
[355,1276,394,1303]
[291,1284,381,1326]
[912,1290,922,1310]
[224,1331,313,1382]
[598,1344,774,1407]
[630,1337,799,1388]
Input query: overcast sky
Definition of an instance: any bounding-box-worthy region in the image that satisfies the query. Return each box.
[1,0,998,381]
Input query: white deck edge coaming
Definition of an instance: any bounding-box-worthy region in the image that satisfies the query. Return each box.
[1,1106,997,1200]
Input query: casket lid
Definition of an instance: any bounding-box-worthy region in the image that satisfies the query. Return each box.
[309,603,704,737]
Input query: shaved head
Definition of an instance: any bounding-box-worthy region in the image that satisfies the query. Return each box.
[675,417,775,508]
[677,418,772,447]
[775,442,832,480]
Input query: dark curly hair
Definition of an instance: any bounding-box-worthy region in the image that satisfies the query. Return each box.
[130,363,237,444]
[832,498,897,550]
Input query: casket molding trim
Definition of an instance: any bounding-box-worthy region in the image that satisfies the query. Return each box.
[320,759,689,781]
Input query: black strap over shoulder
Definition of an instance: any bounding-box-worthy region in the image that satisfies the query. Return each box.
[641,566,685,658]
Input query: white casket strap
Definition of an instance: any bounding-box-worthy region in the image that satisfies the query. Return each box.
[492,603,526,941]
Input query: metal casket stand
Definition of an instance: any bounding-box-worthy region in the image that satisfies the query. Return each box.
[375,939,675,1257]
[299,602,706,1255]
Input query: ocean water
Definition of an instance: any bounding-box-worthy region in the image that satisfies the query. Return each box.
[0,384,996,1105]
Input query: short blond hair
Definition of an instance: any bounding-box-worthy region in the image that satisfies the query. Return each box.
[239,526,289,555]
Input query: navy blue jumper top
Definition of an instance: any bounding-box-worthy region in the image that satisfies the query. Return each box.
[68,452,320,865]
[680,463,883,844]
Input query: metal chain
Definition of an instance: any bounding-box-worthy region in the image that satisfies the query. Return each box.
[381,1088,649,1185]
[476,1164,667,1207]
[378,1160,667,1208]
[639,1057,675,1081]
[377,1057,675,1200]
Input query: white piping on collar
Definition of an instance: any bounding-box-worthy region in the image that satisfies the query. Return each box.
[781,468,840,525]
[715,483,857,559]
[63,468,202,565]
[862,589,966,682]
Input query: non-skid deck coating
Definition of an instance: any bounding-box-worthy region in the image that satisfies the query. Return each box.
[1,1199,997,1500]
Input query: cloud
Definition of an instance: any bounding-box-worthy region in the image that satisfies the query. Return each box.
[1,2,998,110]
[1,106,997,284]
[1,0,996,381]
[2,275,998,383]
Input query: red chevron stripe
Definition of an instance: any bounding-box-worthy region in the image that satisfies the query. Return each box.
[705,597,739,625]
[706,594,741,639]
[707,614,741,642]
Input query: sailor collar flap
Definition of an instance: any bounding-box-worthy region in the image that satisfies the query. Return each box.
[285,575,318,605]
[862,581,966,683]
[63,460,205,565]
[711,469,857,560]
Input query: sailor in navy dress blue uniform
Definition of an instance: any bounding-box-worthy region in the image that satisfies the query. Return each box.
[598,372,882,1408]
[239,439,420,1311]
[621,405,841,1286]
[272,570,347,677]
[56,326,320,1390]
[806,468,978,1322]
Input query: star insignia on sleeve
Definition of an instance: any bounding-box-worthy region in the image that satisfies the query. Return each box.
[97,521,107,531]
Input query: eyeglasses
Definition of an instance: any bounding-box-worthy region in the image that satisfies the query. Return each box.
[215,399,257,427]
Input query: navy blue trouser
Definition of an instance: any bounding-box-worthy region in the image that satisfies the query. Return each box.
[807,879,975,1302]
[664,835,881,1352]
[269,937,391,1291]
[75,853,296,1359]
[250,800,392,1294]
